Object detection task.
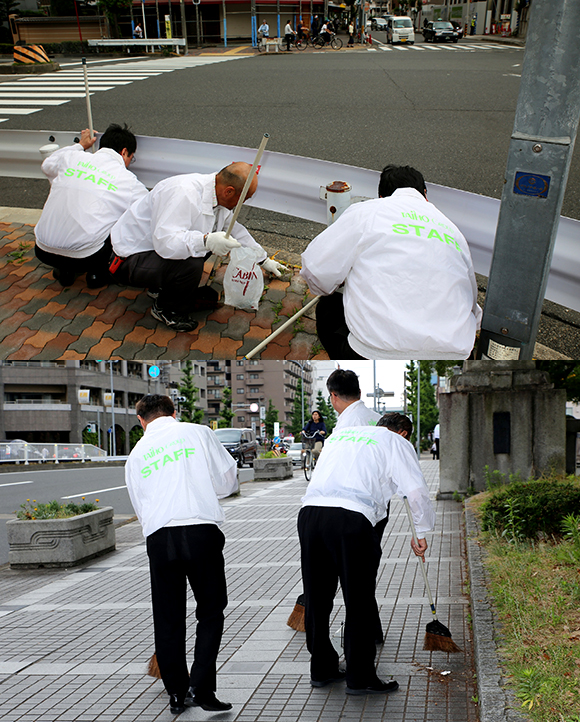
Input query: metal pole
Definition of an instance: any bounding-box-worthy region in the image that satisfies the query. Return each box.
[81,58,95,154]
[416,363,421,460]
[179,0,188,54]
[110,362,116,457]
[195,3,201,47]
[223,0,227,47]
[301,365,305,429]
[476,0,580,360]
[373,360,377,412]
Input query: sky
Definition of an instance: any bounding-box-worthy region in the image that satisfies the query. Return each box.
[316,360,410,412]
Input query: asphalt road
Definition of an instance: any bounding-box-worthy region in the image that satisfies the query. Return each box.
[0,465,134,566]
[2,37,578,221]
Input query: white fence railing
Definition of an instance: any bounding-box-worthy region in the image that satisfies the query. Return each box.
[0,130,579,313]
[0,442,110,465]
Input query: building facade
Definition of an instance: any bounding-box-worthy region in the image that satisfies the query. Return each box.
[0,360,207,455]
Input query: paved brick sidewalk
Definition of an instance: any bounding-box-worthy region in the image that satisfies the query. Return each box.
[0,222,328,361]
[0,460,476,722]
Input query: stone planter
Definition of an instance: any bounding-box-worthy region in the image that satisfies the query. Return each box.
[253,457,293,480]
[7,506,115,569]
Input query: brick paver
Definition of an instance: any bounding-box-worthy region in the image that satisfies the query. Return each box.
[0,224,328,361]
[0,460,476,721]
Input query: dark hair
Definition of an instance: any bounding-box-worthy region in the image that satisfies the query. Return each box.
[311,410,323,421]
[99,123,137,156]
[326,369,361,401]
[378,165,426,198]
[136,394,174,422]
[377,412,413,438]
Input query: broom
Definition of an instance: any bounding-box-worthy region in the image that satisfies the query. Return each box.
[147,653,162,679]
[403,496,461,653]
[286,593,306,632]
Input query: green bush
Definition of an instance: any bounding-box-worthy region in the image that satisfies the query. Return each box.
[0,43,15,54]
[17,498,99,520]
[480,477,580,541]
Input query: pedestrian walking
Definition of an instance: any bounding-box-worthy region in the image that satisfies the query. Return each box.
[125,394,237,714]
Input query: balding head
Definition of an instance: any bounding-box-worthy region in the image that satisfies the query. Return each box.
[215,162,258,210]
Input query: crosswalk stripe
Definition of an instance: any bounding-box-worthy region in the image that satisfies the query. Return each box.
[0,55,249,122]
[0,108,41,114]
[0,99,68,105]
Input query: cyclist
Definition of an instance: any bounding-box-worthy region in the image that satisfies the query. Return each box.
[302,410,327,460]
[320,20,332,43]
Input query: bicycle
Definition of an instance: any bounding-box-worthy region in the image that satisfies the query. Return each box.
[312,32,343,50]
[302,431,322,481]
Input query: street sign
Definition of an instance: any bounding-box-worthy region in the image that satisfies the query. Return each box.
[250,403,259,413]
[148,365,160,379]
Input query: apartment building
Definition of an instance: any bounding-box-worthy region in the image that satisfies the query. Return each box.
[0,360,207,454]
[206,360,313,437]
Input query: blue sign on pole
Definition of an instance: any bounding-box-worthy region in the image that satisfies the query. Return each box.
[148,365,161,379]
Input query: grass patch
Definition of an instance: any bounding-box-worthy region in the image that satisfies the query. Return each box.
[17,498,100,520]
[469,493,580,721]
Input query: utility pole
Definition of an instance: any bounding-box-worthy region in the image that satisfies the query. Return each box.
[179,0,188,53]
[416,363,421,460]
[476,0,580,360]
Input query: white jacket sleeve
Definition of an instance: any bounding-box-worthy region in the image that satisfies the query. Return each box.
[150,184,207,259]
[41,144,84,182]
[389,436,436,535]
[300,204,363,296]
[203,427,238,498]
[124,457,144,522]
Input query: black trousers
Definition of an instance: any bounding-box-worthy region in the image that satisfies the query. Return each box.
[115,250,210,315]
[35,236,112,279]
[315,293,366,360]
[371,505,390,640]
[146,524,227,699]
[298,506,381,688]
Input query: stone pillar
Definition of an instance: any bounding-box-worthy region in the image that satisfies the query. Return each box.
[438,361,566,497]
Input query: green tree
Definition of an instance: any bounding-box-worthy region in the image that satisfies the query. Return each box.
[405,361,439,449]
[218,386,234,428]
[82,425,99,447]
[178,361,204,424]
[0,0,21,23]
[129,425,143,449]
[288,378,306,437]
[264,399,279,439]
[316,390,337,435]
[97,0,131,37]
[536,362,580,402]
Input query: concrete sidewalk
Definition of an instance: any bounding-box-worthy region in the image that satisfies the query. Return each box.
[0,460,479,722]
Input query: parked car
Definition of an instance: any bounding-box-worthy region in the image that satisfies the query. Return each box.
[286,441,305,466]
[450,20,464,38]
[423,20,459,42]
[214,427,258,468]
[386,16,415,44]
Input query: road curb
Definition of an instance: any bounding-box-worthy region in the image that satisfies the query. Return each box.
[465,504,526,722]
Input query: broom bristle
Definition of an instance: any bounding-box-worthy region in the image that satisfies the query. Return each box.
[147,653,162,678]
[423,631,462,653]
[287,594,306,632]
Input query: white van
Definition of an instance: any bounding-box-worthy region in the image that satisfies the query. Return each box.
[387,16,415,44]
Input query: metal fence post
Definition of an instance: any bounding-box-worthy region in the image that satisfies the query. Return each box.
[476,0,580,360]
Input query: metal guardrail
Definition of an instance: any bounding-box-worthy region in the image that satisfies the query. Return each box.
[0,442,106,465]
[87,38,186,53]
[0,129,579,313]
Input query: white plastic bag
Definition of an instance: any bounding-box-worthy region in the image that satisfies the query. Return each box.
[223,246,264,311]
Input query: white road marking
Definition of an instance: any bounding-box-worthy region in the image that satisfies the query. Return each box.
[0,480,33,487]
[61,485,127,499]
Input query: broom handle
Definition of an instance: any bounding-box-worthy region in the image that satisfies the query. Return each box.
[244,295,320,359]
[82,58,95,154]
[225,133,269,239]
[403,496,438,620]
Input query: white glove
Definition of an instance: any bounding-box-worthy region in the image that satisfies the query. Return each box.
[261,258,287,278]
[205,231,241,256]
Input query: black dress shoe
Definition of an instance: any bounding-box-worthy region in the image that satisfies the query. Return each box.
[345,679,399,695]
[86,272,109,289]
[184,689,232,711]
[169,693,185,713]
[310,669,347,687]
[53,268,75,287]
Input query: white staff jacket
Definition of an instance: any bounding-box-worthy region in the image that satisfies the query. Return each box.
[111,172,267,262]
[302,424,435,534]
[334,400,382,431]
[125,416,237,538]
[35,144,148,259]
[301,187,482,359]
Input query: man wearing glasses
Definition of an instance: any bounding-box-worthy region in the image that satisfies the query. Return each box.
[34,123,147,289]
